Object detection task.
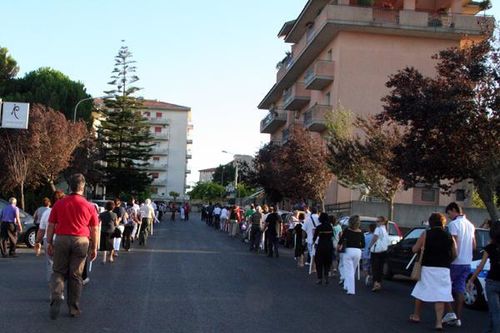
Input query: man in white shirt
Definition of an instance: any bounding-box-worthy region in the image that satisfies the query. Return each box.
[213,205,222,230]
[442,202,476,327]
[138,199,155,245]
[302,207,319,265]
[220,207,228,231]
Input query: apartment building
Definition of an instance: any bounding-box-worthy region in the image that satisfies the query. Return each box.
[258,0,493,207]
[141,100,193,200]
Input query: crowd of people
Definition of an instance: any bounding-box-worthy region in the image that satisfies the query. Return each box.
[202,201,500,332]
[0,173,193,320]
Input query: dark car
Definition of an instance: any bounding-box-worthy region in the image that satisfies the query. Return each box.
[384,226,490,283]
[0,199,38,248]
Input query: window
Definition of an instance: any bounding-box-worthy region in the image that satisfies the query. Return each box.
[421,189,437,202]
[156,112,162,118]
[155,127,162,133]
[152,156,160,161]
[151,187,158,194]
[327,49,332,61]
[151,172,159,179]
[325,92,331,106]
[455,189,466,201]
[144,111,150,117]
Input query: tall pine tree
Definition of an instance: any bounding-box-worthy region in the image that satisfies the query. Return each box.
[98,43,153,196]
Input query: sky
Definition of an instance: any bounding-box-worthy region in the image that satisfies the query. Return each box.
[1,1,498,188]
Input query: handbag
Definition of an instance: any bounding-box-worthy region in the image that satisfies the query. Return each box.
[410,249,424,281]
[410,233,426,281]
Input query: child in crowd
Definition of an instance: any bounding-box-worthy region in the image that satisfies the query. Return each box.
[363,224,376,286]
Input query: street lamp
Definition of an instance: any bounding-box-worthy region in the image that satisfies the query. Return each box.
[221,150,239,202]
[73,95,111,123]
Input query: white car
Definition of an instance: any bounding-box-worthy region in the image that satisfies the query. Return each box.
[464,228,491,310]
[338,216,403,246]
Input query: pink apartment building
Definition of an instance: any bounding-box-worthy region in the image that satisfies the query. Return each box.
[258,0,494,208]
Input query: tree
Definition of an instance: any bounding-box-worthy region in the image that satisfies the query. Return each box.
[212,160,252,187]
[250,143,286,204]
[251,126,332,207]
[379,35,500,220]
[29,105,87,191]
[326,108,405,219]
[64,132,105,197]
[0,67,93,122]
[0,46,19,81]
[98,44,154,197]
[169,191,180,202]
[280,126,332,209]
[188,182,225,202]
[0,133,33,209]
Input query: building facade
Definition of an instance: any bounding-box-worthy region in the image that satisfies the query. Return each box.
[199,168,217,183]
[141,100,193,200]
[258,0,493,207]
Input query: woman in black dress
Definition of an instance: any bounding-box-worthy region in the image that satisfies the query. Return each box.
[313,213,334,285]
[99,201,117,264]
[294,212,306,266]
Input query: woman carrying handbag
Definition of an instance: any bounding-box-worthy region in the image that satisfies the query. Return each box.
[409,213,457,331]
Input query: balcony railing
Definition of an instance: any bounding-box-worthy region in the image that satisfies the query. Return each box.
[152,132,169,140]
[303,104,332,133]
[145,117,168,125]
[283,82,311,111]
[187,138,193,144]
[148,163,168,171]
[260,110,287,134]
[152,178,167,186]
[151,148,168,155]
[304,60,335,90]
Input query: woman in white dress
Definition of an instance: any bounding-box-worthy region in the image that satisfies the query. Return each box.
[410,212,457,330]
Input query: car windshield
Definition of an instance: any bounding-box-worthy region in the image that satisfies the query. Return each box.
[404,228,425,240]
[475,229,490,250]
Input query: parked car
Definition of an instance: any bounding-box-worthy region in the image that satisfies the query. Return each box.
[384,226,426,279]
[0,199,38,248]
[384,226,491,311]
[339,216,403,246]
[464,228,491,310]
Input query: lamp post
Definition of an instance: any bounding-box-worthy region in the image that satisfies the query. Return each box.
[222,150,239,203]
[73,95,111,123]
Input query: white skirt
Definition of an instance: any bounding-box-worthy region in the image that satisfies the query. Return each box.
[411,266,453,302]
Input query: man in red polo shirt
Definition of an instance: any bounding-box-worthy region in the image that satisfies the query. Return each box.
[46,173,98,320]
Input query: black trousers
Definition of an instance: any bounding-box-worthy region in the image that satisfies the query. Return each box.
[249,226,261,251]
[266,232,279,257]
[371,251,387,283]
[122,225,134,250]
[0,222,17,256]
[315,248,332,280]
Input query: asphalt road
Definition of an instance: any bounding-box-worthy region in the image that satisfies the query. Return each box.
[0,216,488,333]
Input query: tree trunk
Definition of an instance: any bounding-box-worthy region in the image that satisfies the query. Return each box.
[320,196,325,213]
[477,182,499,221]
[49,179,56,193]
[387,196,395,221]
[19,181,25,211]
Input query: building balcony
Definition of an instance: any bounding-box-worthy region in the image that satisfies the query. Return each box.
[259,4,494,110]
[304,60,334,90]
[152,132,169,140]
[186,151,192,159]
[283,82,310,111]
[303,104,332,132]
[145,117,169,125]
[260,109,287,134]
[151,148,168,156]
[148,163,168,171]
[187,139,193,144]
[185,169,191,174]
[152,178,167,186]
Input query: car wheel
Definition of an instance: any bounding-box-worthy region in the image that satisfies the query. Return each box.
[464,276,487,310]
[25,228,37,248]
[383,262,394,280]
